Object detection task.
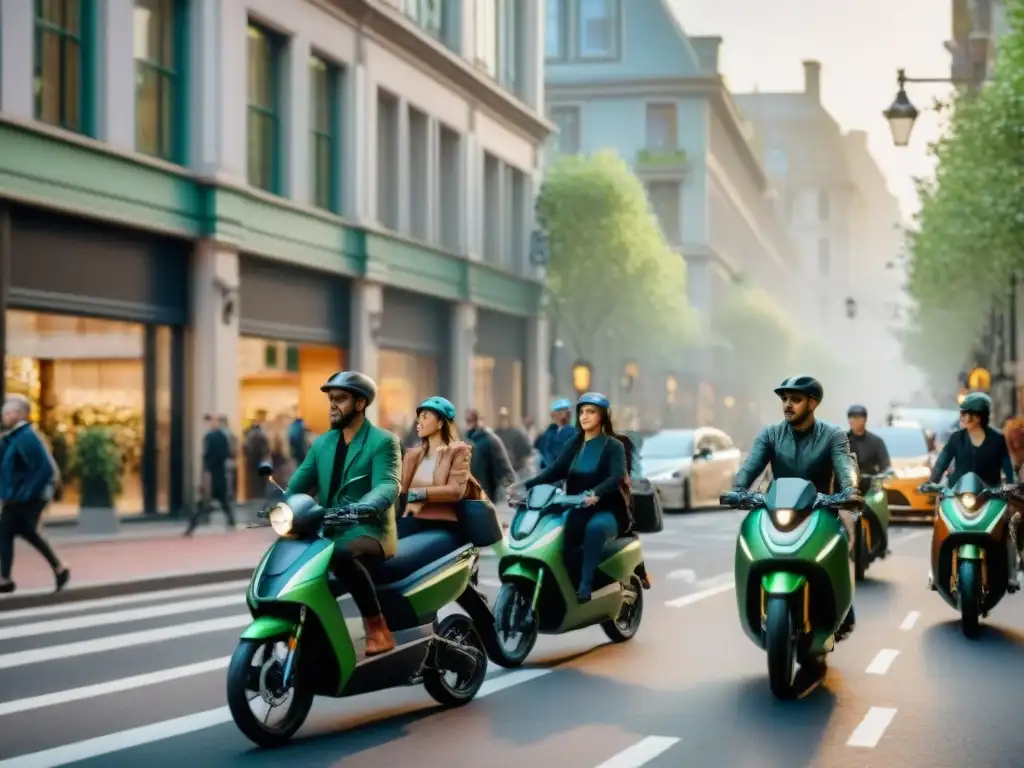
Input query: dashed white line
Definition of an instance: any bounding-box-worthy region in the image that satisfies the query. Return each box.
[899,610,920,631]
[0,667,549,767]
[666,569,697,582]
[865,649,900,675]
[846,707,897,748]
[0,615,249,670]
[0,657,231,716]
[664,580,734,608]
[0,594,244,641]
[594,736,681,768]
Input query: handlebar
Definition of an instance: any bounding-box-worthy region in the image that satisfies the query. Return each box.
[719,490,864,512]
[323,507,375,525]
[917,482,1024,500]
[508,493,590,511]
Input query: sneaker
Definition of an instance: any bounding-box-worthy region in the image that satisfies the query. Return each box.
[0,581,15,594]
[55,568,70,593]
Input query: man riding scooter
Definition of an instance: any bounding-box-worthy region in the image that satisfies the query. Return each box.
[847,405,891,493]
[722,375,862,640]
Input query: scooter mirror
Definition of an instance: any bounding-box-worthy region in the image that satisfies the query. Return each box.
[256,461,274,478]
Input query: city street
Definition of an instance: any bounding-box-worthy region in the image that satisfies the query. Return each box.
[0,512,1021,767]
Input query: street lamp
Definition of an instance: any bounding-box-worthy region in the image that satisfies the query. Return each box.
[845,297,857,319]
[883,70,920,147]
[665,373,678,405]
[884,68,979,148]
[572,360,592,395]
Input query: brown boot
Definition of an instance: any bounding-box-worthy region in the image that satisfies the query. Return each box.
[363,614,395,656]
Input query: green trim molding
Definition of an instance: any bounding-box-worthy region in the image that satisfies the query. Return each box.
[0,119,543,318]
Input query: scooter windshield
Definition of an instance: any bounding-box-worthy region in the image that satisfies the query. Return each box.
[762,478,819,512]
[951,472,988,495]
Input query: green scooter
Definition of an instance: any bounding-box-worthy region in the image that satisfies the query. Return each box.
[227,465,506,747]
[920,473,1022,638]
[853,470,894,581]
[491,484,652,666]
[724,478,863,700]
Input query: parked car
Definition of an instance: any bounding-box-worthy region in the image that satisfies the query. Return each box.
[641,428,742,511]
[877,425,938,520]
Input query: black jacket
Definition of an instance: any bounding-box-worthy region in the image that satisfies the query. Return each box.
[929,426,1014,487]
[465,426,515,499]
[525,432,633,535]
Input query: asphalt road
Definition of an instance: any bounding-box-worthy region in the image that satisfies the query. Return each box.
[0,512,1021,767]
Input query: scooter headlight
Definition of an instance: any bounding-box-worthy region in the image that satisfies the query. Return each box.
[269,503,294,536]
[957,492,982,517]
[771,508,795,529]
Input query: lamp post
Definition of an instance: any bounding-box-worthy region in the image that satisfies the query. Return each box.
[572,360,592,396]
[845,297,857,320]
[882,68,975,147]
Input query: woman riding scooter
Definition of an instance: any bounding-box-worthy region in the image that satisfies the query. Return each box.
[398,397,476,538]
[511,392,633,603]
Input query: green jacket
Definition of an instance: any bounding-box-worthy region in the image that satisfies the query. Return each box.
[732,419,857,496]
[286,419,401,558]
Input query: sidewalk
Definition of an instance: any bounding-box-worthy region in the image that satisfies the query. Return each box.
[2,525,274,596]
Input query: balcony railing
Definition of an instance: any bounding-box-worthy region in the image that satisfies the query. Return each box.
[636,148,688,170]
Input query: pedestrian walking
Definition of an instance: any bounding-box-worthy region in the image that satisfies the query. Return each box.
[464,408,516,501]
[184,414,235,536]
[0,395,69,594]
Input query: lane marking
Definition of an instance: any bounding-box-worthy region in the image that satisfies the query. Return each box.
[0,667,552,767]
[0,594,246,641]
[865,649,900,675]
[664,580,734,608]
[478,579,502,588]
[0,657,231,717]
[0,581,250,623]
[846,707,897,748]
[594,736,681,768]
[0,615,249,670]
[666,569,696,582]
[642,551,680,561]
[899,611,920,631]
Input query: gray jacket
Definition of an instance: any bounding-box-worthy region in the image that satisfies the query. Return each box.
[732,420,858,495]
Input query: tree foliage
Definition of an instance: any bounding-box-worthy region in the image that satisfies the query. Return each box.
[538,151,694,361]
[905,0,1024,384]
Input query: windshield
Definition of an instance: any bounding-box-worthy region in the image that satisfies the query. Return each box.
[892,408,959,432]
[640,431,694,459]
[876,427,929,458]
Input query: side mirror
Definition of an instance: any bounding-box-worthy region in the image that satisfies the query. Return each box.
[257,461,274,478]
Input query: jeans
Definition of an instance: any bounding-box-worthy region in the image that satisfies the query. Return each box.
[0,499,61,580]
[397,515,459,538]
[564,509,618,595]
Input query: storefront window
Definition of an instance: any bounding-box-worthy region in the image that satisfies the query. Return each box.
[4,310,147,518]
[473,355,523,426]
[237,337,345,499]
[378,349,439,438]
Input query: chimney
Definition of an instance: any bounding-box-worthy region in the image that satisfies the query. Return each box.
[802,60,821,101]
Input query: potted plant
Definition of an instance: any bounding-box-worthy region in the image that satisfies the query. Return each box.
[70,427,124,512]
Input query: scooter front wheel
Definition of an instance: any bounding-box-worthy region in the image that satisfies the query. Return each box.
[491,583,539,667]
[957,560,982,639]
[765,597,797,700]
[226,638,315,748]
[854,521,869,582]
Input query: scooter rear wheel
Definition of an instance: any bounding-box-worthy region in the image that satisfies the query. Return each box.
[423,615,489,706]
[765,597,797,700]
[601,575,644,642]
[958,560,982,639]
[492,584,539,667]
[227,638,315,748]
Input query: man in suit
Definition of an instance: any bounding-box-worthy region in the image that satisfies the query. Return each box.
[286,371,401,655]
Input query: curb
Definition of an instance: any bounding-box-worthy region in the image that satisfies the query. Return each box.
[0,567,254,613]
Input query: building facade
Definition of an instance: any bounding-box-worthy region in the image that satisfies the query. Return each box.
[0,0,551,519]
[544,0,798,319]
[734,63,916,420]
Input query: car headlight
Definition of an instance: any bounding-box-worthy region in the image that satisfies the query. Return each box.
[269,503,294,536]
[896,466,931,480]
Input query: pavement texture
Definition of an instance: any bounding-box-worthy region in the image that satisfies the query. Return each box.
[0,511,1019,767]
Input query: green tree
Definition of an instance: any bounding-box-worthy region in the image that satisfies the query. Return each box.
[538,151,694,362]
[904,0,1024,390]
[712,284,798,396]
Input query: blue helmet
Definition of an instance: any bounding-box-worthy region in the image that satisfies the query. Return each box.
[551,398,572,412]
[577,392,611,409]
[416,396,457,422]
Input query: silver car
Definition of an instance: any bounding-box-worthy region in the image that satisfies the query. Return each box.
[641,428,742,511]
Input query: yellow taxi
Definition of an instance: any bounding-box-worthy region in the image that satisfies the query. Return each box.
[875,425,937,519]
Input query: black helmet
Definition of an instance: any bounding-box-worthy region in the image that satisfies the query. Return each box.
[847,404,868,418]
[773,375,824,402]
[320,371,377,406]
[959,392,992,417]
